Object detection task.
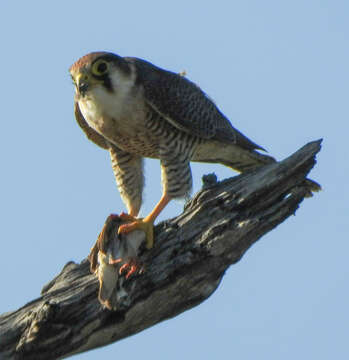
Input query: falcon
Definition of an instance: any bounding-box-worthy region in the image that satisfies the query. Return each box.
[69,52,281,249]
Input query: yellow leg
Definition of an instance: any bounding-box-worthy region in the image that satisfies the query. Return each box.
[143,193,171,224]
[118,193,171,249]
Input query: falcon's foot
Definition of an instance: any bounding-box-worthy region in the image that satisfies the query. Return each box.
[118,216,154,250]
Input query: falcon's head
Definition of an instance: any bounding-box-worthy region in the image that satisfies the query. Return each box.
[70,52,133,99]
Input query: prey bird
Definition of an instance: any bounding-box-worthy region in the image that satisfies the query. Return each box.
[70,52,318,249]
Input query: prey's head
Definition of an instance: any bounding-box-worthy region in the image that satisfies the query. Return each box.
[70,52,132,98]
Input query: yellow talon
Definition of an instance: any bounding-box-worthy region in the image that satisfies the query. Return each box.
[118,193,171,250]
[118,218,154,249]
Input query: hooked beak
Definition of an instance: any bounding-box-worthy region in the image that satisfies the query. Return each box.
[76,73,90,96]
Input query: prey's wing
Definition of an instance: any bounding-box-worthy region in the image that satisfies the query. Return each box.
[127,57,264,151]
[74,100,109,150]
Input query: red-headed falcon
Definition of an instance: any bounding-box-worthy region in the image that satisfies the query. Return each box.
[70,52,318,249]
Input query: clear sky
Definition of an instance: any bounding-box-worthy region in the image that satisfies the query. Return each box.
[0,1,348,359]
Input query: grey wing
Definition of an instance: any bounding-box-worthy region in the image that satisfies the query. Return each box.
[74,101,109,150]
[127,57,265,151]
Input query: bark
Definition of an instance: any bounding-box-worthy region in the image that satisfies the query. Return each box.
[0,140,322,360]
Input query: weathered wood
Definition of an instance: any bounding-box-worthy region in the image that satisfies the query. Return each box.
[0,140,322,360]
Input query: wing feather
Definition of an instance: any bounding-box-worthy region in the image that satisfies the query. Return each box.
[127,57,265,151]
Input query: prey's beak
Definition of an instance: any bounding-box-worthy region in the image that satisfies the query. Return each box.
[76,72,90,96]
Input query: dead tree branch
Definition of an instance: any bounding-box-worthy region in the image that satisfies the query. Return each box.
[0,140,322,360]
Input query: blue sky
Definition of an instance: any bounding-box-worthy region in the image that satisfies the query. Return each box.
[0,1,348,359]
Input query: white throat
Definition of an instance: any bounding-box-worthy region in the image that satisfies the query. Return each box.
[78,66,138,130]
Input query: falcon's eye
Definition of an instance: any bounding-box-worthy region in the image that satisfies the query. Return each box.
[91,59,109,76]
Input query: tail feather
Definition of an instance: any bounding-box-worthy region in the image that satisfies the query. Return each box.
[193,140,275,173]
[192,140,320,196]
